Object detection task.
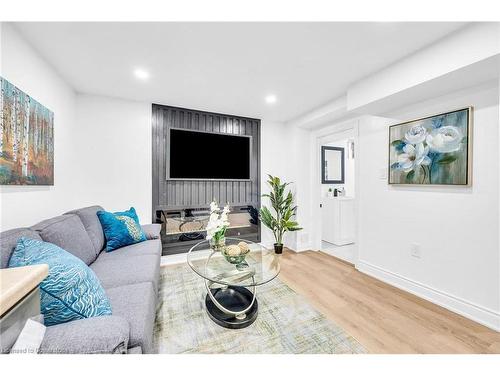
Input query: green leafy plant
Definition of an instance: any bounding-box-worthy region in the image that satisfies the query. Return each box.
[260,175,302,246]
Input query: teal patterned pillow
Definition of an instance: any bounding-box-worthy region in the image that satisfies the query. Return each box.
[97,207,147,252]
[8,237,112,326]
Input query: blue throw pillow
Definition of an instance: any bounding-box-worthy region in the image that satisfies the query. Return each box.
[97,207,147,252]
[8,237,112,326]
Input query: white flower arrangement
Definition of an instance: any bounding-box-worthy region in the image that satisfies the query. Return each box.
[206,200,230,242]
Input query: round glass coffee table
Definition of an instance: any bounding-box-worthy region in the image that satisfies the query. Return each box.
[187,237,280,329]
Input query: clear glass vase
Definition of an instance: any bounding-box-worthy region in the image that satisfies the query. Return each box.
[209,236,226,251]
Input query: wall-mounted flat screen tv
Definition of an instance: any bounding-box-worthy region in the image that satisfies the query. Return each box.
[168,129,251,180]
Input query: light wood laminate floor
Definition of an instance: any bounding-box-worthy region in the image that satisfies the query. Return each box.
[278,250,500,354]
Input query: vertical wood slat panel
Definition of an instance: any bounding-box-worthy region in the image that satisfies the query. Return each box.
[241,119,247,203]
[159,109,167,205]
[233,118,239,135]
[152,104,260,215]
[199,113,205,132]
[215,116,221,133]
[181,111,186,128]
[152,105,159,211]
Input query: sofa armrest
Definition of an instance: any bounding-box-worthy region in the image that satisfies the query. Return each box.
[141,224,161,240]
[40,316,129,354]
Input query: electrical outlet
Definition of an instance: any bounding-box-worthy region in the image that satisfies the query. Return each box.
[410,243,421,258]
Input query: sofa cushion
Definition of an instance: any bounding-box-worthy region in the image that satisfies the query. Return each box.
[141,224,161,240]
[96,239,161,262]
[106,282,156,353]
[9,237,112,326]
[0,228,42,268]
[65,206,105,256]
[32,214,96,265]
[91,253,160,291]
[97,207,147,252]
[41,315,129,354]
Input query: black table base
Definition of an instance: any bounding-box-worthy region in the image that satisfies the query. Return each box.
[205,286,258,329]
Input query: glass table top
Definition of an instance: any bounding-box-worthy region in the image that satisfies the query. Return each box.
[187,237,280,287]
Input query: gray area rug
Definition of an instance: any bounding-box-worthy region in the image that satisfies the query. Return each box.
[153,263,366,354]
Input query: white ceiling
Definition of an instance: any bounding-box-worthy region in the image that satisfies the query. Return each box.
[14,22,467,122]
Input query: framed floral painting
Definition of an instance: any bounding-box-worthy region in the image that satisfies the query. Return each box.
[388,107,472,186]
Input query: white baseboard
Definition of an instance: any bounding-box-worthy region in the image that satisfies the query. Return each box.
[260,241,312,252]
[356,260,500,332]
[260,241,275,250]
[160,253,187,266]
[320,243,355,264]
[160,249,212,266]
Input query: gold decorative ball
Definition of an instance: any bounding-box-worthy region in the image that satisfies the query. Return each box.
[226,245,241,256]
[237,242,250,254]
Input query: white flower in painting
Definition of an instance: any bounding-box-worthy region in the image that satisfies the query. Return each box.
[404,124,427,144]
[426,126,463,153]
[397,143,431,172]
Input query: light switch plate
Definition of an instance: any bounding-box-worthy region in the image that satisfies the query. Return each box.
[379,168,388,179]
[411,243,421,258]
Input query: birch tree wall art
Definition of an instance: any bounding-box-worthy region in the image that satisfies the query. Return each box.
[0,77,54,185]
[389,108,471,186]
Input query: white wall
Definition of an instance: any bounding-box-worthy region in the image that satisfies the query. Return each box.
[260,121,288,246]
[348,23,500,110]
[284,125,313,251]
[260,121,312,250]
[0,23,77,230]
[260,121,292,248]
[0,26,153,229]
[357,83,500,329]
[73,94,152,223]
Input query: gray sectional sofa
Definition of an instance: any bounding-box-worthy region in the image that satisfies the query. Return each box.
[0,205,162,354]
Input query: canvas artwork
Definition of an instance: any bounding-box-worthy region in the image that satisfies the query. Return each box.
[389,108,471,185]
[0,77,54,185]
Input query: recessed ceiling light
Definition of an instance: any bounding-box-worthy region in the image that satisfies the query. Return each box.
[133,68,150,80]
[265,94,277,104]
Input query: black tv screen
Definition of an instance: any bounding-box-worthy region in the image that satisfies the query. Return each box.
[169,129,251,179]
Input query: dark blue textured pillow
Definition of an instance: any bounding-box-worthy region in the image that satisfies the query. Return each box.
[9,237,112,326]
[97,207,147,252]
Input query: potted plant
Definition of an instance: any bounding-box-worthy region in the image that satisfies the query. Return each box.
[206,200,230,251]
[260,175,302,254]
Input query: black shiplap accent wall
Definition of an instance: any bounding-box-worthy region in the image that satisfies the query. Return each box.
[152,104,261,218]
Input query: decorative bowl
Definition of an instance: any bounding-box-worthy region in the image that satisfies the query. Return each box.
[221,243,250,267]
